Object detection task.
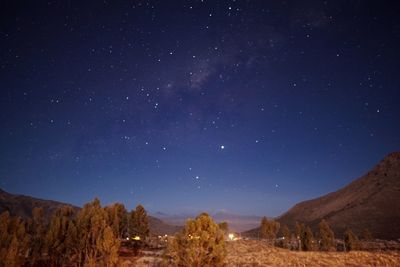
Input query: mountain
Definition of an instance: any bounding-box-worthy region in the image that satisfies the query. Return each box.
[0,188,79,219]
[255,152,400,240]
[152,211,262,232]
[0,188,180,235]
[147,216,182,236]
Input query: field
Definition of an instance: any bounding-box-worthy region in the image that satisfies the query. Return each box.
[226,240,400,267]
[123,239,400,267]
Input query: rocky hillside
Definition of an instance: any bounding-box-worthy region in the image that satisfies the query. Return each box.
[0,188,78,219]
[276,152,400,240]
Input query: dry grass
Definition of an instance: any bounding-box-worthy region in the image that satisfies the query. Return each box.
[226,240,400,267]
[119,240,400,266]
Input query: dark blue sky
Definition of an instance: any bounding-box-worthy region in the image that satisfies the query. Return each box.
[1,0,399,216]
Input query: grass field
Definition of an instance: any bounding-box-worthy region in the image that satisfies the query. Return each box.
[120,239,400,266]
[226,240,400,267]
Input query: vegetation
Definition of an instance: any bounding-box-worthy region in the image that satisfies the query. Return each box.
[226,239,400,267]
[129,204,150,240]
[163,213,226,266]
[259,217,280,243]
[295,223,314,251]
[280,225,291,248]
[0,198,151,267]
[344,228,360,251]
[318,219,335,251]
[105,202,127,239]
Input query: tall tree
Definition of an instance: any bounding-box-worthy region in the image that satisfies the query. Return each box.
[105,203,127,239]
[259,217,280,243]
[0,211,11,262]
[344,228,360,251]
[164,213,226,267]
[300,226,314,251]
[75,198,120,266]
[318,219,335,251]
[45,205,76,266]
[129,205,149,240]
[2,217,30,267]
[28,207,47,266]
[281,225,291,249]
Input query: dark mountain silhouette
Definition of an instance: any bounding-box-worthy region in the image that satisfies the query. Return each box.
[0,188,79,219]
[244,152,400,240]
[0,188,180,235]
[147,216,182,236]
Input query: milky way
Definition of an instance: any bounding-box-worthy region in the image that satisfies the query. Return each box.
[1,1,399,216]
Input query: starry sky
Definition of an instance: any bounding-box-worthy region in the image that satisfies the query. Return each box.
[1,1,399,217]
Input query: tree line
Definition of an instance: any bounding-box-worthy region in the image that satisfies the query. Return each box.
[0,198,149,267]
[258,217,369,252]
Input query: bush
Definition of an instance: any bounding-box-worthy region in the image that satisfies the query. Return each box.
[163,213,226,267]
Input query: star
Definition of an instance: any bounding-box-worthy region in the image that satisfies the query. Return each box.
[220,145,225,150]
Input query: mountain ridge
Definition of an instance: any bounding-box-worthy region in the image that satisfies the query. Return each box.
[244,152,400,240]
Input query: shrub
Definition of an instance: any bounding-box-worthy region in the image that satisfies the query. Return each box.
[163,213,226,267]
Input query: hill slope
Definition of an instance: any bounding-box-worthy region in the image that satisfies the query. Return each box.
[276,152,400,240]
[0,188,79,219]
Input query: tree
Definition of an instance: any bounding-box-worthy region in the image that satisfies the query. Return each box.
[28,207,47,266]
[259,217,280,243]
[75,198,120,266]
[4,235,19,267]
[318,219,335,251]
[45,205,77,266]
[344,228,360,251]
[163,213,226,267]
[300,226,314,251]
[295,222,302,240]
[1,216,30,267]
[129,205,149,240]
[0,211,11,263]
[281,225,291,249]
[99,226,120,267]
[105,203,127,239]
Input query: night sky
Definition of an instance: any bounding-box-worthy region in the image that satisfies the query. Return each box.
[1,1,399,217]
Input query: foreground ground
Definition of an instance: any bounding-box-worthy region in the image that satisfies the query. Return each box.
[120,239,400,267]
[226,240,400,267]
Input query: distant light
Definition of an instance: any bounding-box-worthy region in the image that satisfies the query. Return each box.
[228,233,234,240]
[133,236,141,241]
[126,237,129,240]
[220,145,225,150]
